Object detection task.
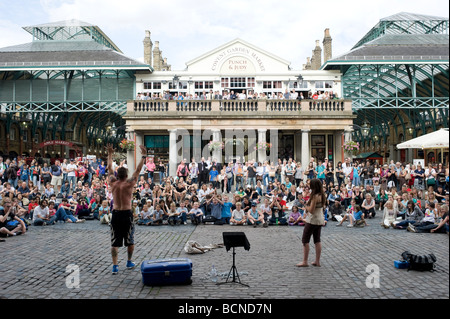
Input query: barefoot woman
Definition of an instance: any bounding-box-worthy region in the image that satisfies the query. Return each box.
[296,178,326,267]
[107,143,147,274]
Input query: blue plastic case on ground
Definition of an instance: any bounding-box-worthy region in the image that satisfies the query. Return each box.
[141,258,193,286]
[394,260,409,269]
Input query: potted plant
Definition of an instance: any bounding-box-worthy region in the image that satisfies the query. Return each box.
[208,141,224,152]
[119,139,135,151]
[343,140,360,156]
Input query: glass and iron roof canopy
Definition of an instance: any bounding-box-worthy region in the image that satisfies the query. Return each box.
[321,12,449,139]
[0,19,151,72]
[22,19,122,53]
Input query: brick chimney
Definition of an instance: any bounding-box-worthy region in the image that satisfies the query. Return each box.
[323,28,332,64]
[313,40,322,70]
[153,41,162,71]
[143,30,152,66]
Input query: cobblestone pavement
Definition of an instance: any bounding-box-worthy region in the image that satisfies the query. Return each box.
[0,212,448,300]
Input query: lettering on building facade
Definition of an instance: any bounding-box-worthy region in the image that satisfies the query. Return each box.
[211,46,265,72]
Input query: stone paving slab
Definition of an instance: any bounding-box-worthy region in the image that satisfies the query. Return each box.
[0,214,448,300]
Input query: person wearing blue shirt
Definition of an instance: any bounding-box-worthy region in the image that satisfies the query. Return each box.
[352,163,361,187]
[20,164,31,182]
[327,188,339,206]
[352,205,368,227]
[316,161,326,184]
[176,201,189,225]
[209,166,219,189]
[218,195,233,224]
[98,161,106,179]
[206,195,223,221]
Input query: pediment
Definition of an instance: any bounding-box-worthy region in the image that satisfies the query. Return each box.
[185,38,291,74]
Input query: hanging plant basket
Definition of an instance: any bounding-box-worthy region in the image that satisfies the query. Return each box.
[343,140,360,156]
[254,142,273,152]
[119,139,135,151]
[208,141,224,152]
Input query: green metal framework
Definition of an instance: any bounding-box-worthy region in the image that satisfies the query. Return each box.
[0,69,135,112]
[23,20,122,53]
[353,12,449,49]
[322,13,449,148]
[0,21,151,154]
[0,69,132,149]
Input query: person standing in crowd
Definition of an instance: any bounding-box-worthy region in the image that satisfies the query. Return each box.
[50,160,63,194]
[66,159,78,193]
[198,157,209,186]
[146,157,155,181]
[296,178,326,267]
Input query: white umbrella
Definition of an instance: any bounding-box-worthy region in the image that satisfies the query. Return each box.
[397,128,449,162]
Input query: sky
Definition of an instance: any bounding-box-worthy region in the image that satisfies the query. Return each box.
[0,0,449,70]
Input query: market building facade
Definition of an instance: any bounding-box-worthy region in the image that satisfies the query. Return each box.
[125,32,355,176]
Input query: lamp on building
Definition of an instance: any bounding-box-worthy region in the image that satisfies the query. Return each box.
[406,125,414,135]
[110,122,117,136]
[373,133,380,142]
[172,74,180,89]
[20,121,28,130]
[360,121,371,137]
[351,122,371,138]
[105,120,113,132]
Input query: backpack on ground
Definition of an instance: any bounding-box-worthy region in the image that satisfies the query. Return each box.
[401,251,437,272]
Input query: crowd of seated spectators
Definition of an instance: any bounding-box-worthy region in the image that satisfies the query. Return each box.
[0,154,448,241]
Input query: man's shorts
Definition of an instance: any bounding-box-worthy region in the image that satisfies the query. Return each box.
[110,210,135,247]
[51,175,63,186]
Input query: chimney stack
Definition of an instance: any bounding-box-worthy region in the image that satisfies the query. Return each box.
[313,40,322,70]
[305,57,311,70]
[323,28,332,64]
[143,30,152,66]
[153,41,162,71]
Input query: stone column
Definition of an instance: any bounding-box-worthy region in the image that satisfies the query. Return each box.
[192,120,202,162]
[212,129,222,164]
[335,131,343,165]
[269,129,279,164]
[301,129,310,166]
[169,129,178,178]
[247,134,257,163]
[389,144,396,163]
[134,132,144,173]
[344,127,353,160]
[258,129,267,163]
[180,130,190,164]
[295,131,302,162]
[407,149,413,163]
[126,130,136,174]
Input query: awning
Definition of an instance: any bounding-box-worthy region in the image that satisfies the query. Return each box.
[354,152,383,159]
[397,128,449,150]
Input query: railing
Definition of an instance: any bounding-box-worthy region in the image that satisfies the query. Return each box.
[308,100,345,111]
[222,100,259,112]
[129,99,352,115]
[133,100,169,112]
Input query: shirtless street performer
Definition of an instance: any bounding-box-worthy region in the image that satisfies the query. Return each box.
[107,143,147,275]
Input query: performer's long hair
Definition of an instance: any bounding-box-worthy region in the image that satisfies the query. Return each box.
[307,178,326,207]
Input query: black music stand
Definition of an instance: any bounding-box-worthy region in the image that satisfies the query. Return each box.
[218,232,250,287]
